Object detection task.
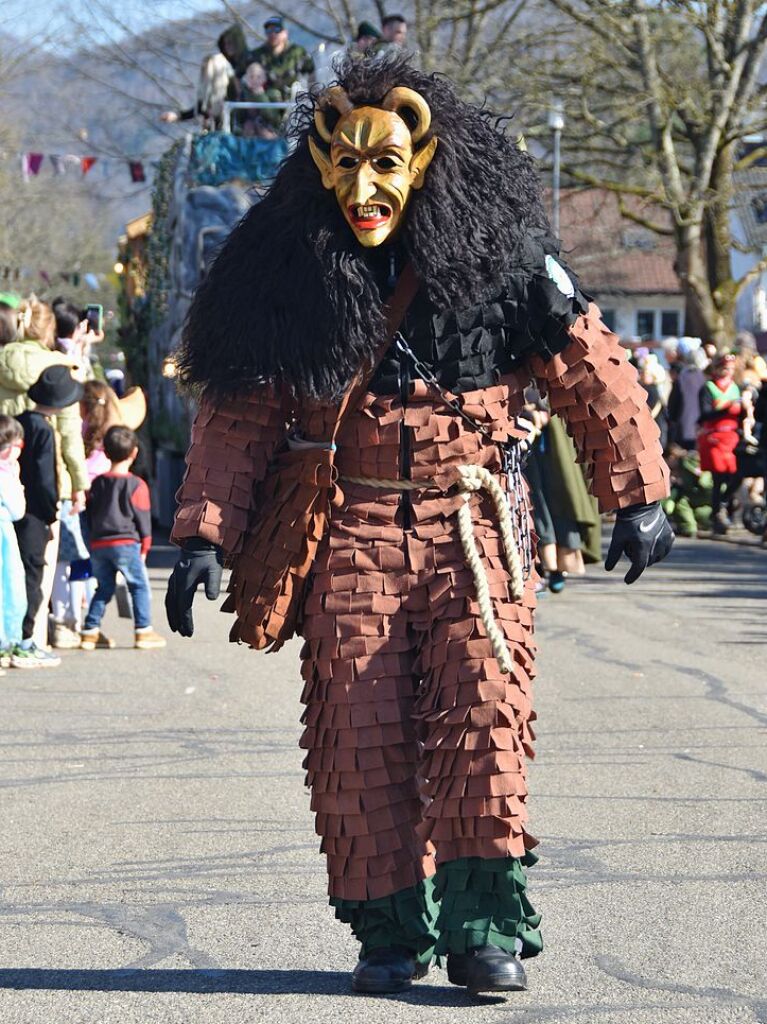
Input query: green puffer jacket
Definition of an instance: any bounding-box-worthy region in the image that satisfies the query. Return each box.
[0,339,89,499]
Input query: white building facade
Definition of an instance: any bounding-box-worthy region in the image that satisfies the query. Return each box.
[594,292,687,341]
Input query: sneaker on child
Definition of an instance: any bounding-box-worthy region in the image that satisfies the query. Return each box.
[11,643,61,669]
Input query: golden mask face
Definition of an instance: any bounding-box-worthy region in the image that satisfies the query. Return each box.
[309,89,438,247]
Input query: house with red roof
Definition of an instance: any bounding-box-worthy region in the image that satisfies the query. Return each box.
[556,188,685,342]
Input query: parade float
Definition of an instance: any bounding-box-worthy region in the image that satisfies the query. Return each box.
[117,125,289,523]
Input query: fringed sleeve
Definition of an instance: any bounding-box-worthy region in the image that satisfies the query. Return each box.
[171,385,288,555]
[528,304,670,512]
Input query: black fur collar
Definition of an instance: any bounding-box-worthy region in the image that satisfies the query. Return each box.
[178,53,551,400]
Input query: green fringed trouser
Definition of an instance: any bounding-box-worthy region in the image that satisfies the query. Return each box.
[331,852,542,966]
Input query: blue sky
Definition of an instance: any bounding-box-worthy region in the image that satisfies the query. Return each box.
[3,0,223,46]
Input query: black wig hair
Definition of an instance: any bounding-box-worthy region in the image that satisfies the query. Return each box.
[179,51,551,400]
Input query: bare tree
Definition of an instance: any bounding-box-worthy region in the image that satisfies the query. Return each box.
[246,0,539,100]
[0,12,115,308]
[62,0,544,128]
[517,0,767,345]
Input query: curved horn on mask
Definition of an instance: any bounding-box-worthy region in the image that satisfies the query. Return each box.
[313,86,354,143]
[380,87,432,143]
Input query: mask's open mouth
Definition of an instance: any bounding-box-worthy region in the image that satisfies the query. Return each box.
[349,203,392,229]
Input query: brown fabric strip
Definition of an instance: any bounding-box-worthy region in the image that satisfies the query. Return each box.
[529,303,670,511]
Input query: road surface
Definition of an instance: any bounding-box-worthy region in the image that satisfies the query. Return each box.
[1,536,765,1023]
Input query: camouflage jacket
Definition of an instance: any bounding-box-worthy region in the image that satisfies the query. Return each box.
[248,43,315,99]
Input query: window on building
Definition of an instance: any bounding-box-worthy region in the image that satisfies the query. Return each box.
[621,229,656,250]
[752,195,767,224]
[660,310,681,337]
[601,308,616,332]
[636,309,655,339]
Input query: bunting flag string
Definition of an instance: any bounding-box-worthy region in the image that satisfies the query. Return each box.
[1,263,107,291]
[3,150,149,185]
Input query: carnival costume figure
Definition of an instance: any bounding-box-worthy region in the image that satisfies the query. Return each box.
[166,54,674,996]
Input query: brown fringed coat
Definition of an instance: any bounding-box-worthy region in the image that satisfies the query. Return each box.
[171,286,668,901]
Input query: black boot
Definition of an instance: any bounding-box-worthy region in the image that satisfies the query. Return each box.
[447,944,527,994]
[351,946,427,993]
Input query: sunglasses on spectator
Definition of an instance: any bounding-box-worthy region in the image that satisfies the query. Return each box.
[265,26,282,33]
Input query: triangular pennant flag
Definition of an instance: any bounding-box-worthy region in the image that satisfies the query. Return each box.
[129,160,146,183]
[49,154,67,176]
[26,153,44,176]
[81,156,97,175]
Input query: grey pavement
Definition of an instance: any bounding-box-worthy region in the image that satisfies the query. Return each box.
[0,536,765,1024]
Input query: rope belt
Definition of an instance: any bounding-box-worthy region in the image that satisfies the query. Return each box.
[341,466,524,674]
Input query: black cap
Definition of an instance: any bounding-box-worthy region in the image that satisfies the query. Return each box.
[264,15,283,30]
[28,365,84,409]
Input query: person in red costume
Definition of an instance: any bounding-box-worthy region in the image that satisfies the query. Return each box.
[697,352,742,534]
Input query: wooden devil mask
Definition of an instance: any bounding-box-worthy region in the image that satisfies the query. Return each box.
[309,85,438,247]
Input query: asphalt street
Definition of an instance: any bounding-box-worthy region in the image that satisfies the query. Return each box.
[0,535,765,1024]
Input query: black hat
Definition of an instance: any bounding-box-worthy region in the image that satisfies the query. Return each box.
[264,15,283,30]
[28,365,84,409]
[356,21,381,39]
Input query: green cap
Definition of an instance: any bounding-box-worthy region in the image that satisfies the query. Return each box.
[356,20,381,39]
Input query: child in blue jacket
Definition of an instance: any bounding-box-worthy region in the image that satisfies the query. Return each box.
[0,415,28,670]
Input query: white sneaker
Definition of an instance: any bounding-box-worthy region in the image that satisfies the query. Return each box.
[12,643,61,669]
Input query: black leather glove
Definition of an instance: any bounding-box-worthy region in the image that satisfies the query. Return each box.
[165,539,224,637]
[605,501,675,584]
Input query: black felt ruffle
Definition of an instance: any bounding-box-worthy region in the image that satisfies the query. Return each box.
[370,240,590,397]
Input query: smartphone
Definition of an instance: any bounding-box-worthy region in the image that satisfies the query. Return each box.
[84,303,103,333]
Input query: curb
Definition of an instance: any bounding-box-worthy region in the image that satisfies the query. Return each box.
[693,530,765,550]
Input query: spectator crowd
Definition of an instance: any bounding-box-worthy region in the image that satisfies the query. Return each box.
[629,333,767,542]
[0,293,165,676]
[519,330,767,598]
[2,293,761,641]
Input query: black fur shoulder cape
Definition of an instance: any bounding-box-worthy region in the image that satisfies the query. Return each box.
[178,52,552,400]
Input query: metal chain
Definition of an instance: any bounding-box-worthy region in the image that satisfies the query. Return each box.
[394,333,498,442]
[393,332,533,579]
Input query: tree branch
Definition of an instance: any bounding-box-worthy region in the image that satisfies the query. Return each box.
[617,198,675,236]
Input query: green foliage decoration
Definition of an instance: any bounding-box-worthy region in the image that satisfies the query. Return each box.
[145,138,184,328]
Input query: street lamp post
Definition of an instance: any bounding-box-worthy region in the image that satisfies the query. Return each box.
[548,100,565,240]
